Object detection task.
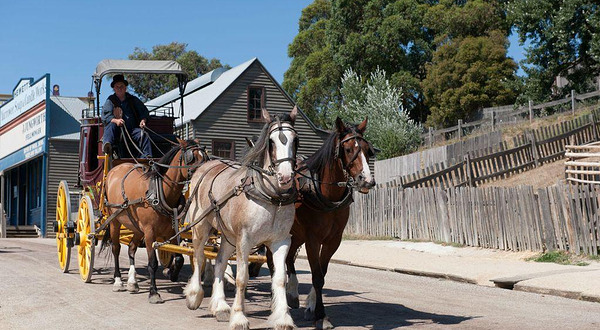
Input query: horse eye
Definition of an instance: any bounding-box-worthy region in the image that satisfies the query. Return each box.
[345,147,351,153]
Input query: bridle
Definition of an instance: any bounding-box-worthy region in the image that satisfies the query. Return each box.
[149,143,210,185]
[334,128,375,179]
[264,117,299,176]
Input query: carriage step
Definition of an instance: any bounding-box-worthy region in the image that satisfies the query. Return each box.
[6,226,40,238]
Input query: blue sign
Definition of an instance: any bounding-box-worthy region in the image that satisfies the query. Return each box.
[0,138,45,172]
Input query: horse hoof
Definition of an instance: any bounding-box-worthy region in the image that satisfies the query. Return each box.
[127,282,139,293]
[215,310,230,322]
[315,317,333,330]
[162,268,171,278]
[231,324,249,330]
[275,324,295,330]
[148,293,164,304]
[112,284,125,292]
[286,293,300,309]
[304,308,314,321]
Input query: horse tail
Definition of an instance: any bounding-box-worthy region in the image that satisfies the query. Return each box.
[99,223,112,255]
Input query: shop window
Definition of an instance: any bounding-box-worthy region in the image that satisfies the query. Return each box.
[247,86,265,122]
[212,139,235,160]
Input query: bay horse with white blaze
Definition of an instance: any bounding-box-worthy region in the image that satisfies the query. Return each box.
[101,138,208,303]
[284,117,376,329]
[184,107,299,330]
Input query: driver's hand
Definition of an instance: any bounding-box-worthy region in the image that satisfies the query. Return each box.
[140,119,147,129]
[112,118,125,127]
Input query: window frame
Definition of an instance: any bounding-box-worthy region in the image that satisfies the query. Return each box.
[211,139,236,160]
[247,85,266,123]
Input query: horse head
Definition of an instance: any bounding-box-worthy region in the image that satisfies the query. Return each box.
[174,138,208,181]
[261,106,299,190]
[335,117,376,193]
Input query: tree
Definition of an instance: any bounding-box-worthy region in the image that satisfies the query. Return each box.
[283,0,340,127]
[127,42,229,101]
[423,30,519,127]
[508,0,600,101]
[328,68,422,159]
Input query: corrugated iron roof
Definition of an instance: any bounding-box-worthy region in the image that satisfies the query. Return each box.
[50,96,87,121]
[145,58,256,125]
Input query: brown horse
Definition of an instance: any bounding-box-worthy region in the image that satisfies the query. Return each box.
[284,117,376,329]
[101,138,208,303]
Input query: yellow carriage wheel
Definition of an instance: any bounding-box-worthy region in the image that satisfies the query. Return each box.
[56,181,71,273]
[77,195,96,283]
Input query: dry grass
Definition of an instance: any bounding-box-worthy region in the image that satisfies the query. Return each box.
[478,160,567,189]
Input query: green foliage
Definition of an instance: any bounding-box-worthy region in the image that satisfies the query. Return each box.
[283,0,340,127]
[528,251,590,266]
[508,0,600,101]
[127,42,229,101]
[423,30,519,127]
[328,68,422,159]
[285,0,517,127]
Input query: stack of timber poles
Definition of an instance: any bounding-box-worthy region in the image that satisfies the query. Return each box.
[565,141,600,185]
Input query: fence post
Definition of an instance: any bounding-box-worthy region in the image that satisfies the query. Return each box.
[491,111,496,131]
[458,119,463,140]
[428,127,433,147]
[590,113,599,141]
[529,99,534,123]
[528,131,539,167]
[464,153,473,187]
[571,89,576,115]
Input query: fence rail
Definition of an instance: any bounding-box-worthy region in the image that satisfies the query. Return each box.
[422,90,600,146]
[347,184,600,255]
[384,111,600,189]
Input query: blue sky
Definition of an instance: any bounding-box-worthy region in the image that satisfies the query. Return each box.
[0,0,527,98]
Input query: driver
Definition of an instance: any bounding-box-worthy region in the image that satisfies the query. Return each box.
[101,74,152,158]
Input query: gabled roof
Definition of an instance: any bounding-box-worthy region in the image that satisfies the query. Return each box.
[49,96,87,141]
[146,58,255,125]
[50,96,87,120]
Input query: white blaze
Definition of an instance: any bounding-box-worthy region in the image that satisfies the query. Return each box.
[357,141,373,182]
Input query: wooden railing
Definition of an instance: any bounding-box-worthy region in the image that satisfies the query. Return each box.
[347,184,600,255]
[384,112,600,189]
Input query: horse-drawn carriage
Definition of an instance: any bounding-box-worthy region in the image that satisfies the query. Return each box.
[53,59,266,283]
[54,58,376,330]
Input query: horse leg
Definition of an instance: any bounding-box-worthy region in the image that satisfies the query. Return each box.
[268,238,295,330]
[229,235,250,330]
[126,233,143,293]
[303,237,324,324]
[184,222,211,310]
[209,239,235,322]
[145,234,163,304]
[309,235,343,330]
[202,258,214,287]
[224,262,236,291]
[168,253,185,282]
[110,222,125,292]
[286,236,304,309]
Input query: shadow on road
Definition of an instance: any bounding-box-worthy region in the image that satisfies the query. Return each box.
[291,301,472,329]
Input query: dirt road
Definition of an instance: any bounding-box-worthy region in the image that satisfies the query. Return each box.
[2,238,600,330]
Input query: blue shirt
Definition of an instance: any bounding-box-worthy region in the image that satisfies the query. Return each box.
[101,93,149,130]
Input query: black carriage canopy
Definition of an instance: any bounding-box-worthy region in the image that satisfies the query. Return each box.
[92,59,188,117]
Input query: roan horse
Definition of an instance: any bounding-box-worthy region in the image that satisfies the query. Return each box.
[102,138,208,303]
[184,107,299,330]
[284,117,376,329]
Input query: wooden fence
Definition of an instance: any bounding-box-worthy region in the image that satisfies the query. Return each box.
[565,141,600,185]
[347,184,600,255]
[375,131,502,184]
[383,112,599,189]
[421,90,600,146]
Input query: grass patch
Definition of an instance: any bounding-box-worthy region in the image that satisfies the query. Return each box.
[527,250,594,266]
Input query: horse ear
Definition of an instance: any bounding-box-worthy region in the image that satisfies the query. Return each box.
[335,117,345,133]
[177,138,188,147]
[357,117,368,134]
[289,105,298,124]
[262,108,272,123]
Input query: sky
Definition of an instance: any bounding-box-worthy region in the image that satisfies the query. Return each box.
[0,0,527,98]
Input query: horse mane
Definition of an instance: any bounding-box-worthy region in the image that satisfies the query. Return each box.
[143,139,198,180]
[240,113,294,167]
[304,123,355,174]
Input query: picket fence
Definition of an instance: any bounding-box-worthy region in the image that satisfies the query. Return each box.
[347,183,600,255]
